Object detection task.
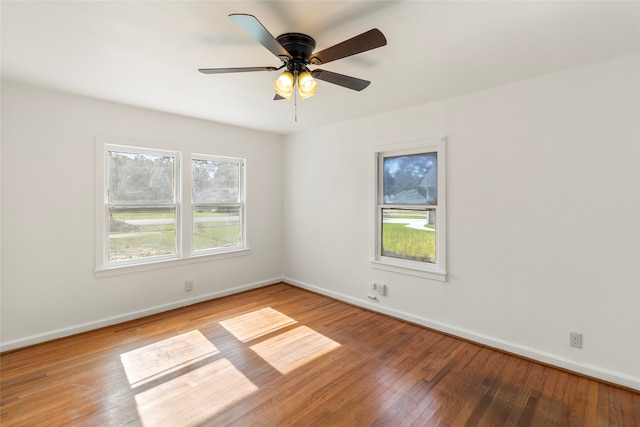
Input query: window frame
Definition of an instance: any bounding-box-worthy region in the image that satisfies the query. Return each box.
[190,153,246,255]
[372,137,447,281]
[103,144,181,267]
[95,137,249,275]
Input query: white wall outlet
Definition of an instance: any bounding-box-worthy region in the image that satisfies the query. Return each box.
[185,280,194,292]
[569,332,582,348]
[377,284,386,296]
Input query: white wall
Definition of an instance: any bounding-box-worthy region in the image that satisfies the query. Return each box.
[2,54,638,391]
[282,54,640,390]
[1,80,283,350]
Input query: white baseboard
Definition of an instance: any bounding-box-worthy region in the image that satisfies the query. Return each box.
[4,276,638,392]
[284,277,640,392]
[0,277,282,353]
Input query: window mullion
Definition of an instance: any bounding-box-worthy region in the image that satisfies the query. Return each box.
[379,204,435,210]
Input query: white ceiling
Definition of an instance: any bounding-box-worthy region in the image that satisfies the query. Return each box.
[2,1,638,135]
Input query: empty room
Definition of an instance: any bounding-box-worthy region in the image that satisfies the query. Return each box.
[1,1,639,425]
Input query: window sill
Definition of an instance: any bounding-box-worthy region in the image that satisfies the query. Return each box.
[371,260,447,282]
[95,248,250,278]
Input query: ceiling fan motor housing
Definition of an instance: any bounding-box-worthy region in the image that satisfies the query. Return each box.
[276,33,316,70]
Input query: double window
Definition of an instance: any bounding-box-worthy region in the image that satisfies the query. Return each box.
[98,141,246,270]
[373,138,446,280]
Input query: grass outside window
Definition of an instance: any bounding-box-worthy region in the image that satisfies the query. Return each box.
[109,210,176,261]
[382,209,435,263]
[193,210,241,251]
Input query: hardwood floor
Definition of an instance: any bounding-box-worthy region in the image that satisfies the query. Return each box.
[1,283,638,426]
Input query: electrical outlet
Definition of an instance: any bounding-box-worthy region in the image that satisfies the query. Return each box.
[570,332,582,348]
[377,284,386,296]
[185,280,194,292]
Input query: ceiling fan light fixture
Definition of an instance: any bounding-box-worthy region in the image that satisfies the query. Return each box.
[274,71,294,99]
[297,70,318,99]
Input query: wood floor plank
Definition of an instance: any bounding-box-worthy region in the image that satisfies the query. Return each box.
[1,283,638,426]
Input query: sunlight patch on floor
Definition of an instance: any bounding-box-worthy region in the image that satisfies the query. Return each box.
[134,357,258,427]
[119,314,341,425]
[250,325,342,374]
[120,330,219,386]
[220,307,297,342]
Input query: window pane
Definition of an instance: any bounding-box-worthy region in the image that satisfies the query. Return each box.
[381,208,435,263]
[383,153,437,205]
[192,159,240,204]
[108,151,175,204]
[109,208,176,261]
[193,206,241,251]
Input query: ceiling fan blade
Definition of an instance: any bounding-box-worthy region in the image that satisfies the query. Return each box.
[274,94,286,100]
[198,66,278,74]
[311,69,371,91]
[310,29,386,65]
[229,14,291,60]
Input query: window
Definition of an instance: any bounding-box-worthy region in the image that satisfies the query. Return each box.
[373,138,446,280]
[192,155,245,253]
[97,140,248,272]
[106,146,180,264]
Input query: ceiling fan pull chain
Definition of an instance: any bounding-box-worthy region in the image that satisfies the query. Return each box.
[294,71,298,122]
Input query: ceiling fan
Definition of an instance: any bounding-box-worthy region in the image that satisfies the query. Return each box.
[198,14,387,101]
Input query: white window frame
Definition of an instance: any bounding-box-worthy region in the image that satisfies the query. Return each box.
[371,137,447,281]
[100,143,181,268]
[190,153,246,255]
[95,137,249,275]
